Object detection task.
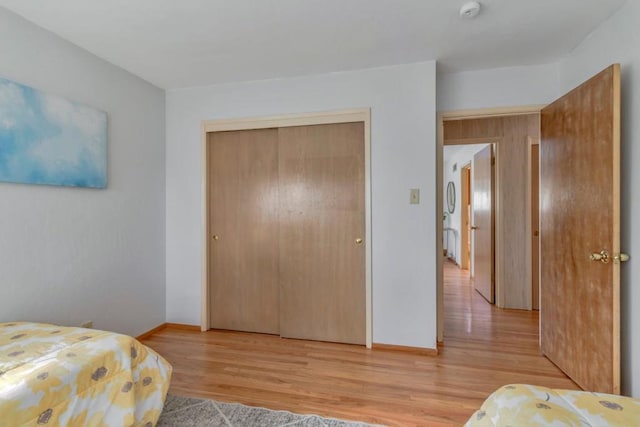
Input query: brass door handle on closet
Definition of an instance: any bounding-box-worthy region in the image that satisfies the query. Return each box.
[212,235,219,241]
[355,238,363,245]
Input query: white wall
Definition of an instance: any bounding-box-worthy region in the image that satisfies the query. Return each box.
[556,0,640,397]
[443,144,489,269]
[0,8,166,337]
[437,63,560,112]
[166,62,438,348]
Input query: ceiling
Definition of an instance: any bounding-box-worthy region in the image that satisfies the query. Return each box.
[0,0,626,89]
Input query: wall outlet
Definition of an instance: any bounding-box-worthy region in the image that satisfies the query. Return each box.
[80,321,94,329]
[410,188,420,204]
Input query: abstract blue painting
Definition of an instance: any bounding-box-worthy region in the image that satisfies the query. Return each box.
[0,77,107,188]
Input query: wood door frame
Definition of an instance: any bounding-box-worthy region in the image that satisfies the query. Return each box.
[526,137,540,312]
[437,105,545,342]
[201,109,373,348]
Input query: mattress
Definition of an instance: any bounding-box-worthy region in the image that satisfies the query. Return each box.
[0,322,171,426]
[465,384,640,427]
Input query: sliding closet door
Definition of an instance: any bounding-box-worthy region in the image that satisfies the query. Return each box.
[209,129,280,334]
[278,123,366,345]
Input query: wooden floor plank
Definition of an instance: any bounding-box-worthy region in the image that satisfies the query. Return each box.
[142,261,577,426]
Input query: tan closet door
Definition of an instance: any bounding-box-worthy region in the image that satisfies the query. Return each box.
[278,123,366,345]
[540,65,621,393]
[472,145,494,303]
[209,129,280,334]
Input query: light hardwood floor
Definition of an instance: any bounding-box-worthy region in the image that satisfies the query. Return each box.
[142,261,577,426]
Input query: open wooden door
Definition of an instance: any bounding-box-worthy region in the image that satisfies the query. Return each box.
[531,143,540,310]
[472,145,494,303]
[540,64,622,394]
[461,165,471,271]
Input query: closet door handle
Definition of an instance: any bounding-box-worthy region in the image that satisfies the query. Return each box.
[355,238,363,245]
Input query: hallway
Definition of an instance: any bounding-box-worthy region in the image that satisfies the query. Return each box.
[443,260,540,347]
[440,260,574,386]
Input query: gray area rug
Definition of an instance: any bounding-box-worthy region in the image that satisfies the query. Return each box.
[157,395,378,427]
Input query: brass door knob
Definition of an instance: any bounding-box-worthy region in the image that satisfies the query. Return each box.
[590,250,610,263]
[212,235,219,241]
[614,253,630,263]
[355,238,363,245]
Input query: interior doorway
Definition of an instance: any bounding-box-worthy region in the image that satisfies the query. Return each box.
[443,144,494,292]
[436,106,544,343]
[437,65,622,391]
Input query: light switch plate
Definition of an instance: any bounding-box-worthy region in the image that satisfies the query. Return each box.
[410,188,420,204]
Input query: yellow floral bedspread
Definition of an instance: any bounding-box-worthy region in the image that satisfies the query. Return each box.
[0,322,171,427]
[465,384,640,427]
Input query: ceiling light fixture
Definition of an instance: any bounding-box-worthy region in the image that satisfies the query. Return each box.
[459,1,481,19]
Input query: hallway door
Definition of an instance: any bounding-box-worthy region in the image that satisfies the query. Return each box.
[531,143,540,310]
[461,164,471,271]
[472,145,494,303]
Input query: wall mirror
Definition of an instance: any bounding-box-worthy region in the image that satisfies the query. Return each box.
[446,181,456,213]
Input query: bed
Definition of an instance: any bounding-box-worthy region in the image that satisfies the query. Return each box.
[0,322,171,426]
[465,384,640,427]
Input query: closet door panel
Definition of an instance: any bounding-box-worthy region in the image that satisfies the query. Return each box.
[278,122,366,345]
[209,129,280,334]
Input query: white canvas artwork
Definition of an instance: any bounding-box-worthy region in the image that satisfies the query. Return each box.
[0,77,107,188]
